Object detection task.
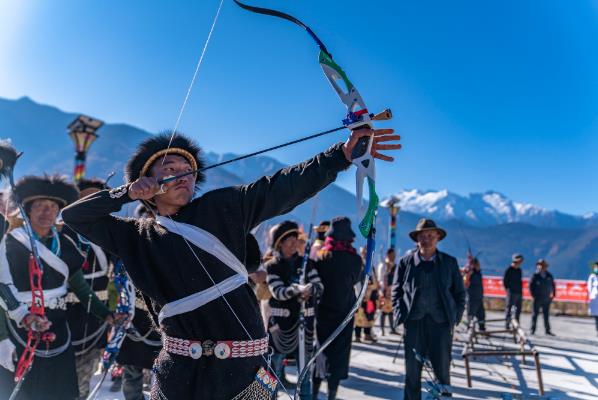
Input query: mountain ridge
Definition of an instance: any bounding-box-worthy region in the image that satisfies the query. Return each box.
[2,96,596,280]
[395,188,597,229]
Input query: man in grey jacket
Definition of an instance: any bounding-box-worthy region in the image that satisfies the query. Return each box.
[392,219,466,400]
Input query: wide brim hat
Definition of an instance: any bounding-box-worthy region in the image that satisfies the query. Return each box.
[270,220,299,250]
[409,218,447,241]
[13,174,79,209]
[512,253,524,262]
[536,259,549,268]
[125,132,205,185]
[314,220,330,233]
[325,216,356,241]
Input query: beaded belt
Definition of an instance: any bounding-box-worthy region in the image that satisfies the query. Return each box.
[163,335,269,360]
[27,296,67,310]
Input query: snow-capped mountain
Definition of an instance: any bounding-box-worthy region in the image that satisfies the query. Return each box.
[395,189,598,228]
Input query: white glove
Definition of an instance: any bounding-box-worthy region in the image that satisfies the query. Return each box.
[0,338,16,372]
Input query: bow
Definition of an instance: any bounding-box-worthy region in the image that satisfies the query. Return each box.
[231,1,386,397]
[86,259,135,400]
[297,197,319,375]
[0,143,57,400]
[414,349,450,398]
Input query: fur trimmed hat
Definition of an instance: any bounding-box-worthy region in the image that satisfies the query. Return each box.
[270,220,300,250]
[125,132,205,185]
[13,174,79,209]
[77,177,109,192]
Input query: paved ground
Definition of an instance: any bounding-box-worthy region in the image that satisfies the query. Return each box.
[90,311,598,399]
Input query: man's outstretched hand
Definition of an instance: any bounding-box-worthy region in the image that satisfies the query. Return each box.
[342,128,401,162]
[128,177,161,200]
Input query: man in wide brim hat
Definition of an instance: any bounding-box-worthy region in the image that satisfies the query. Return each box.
[408,218,447,242]
[529,258,556,335]
[310,220,330,260]
[392,217,465,399]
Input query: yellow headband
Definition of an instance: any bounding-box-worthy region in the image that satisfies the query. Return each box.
[274,228,300,250]
[22,195,67,208]
[139,148,198,178]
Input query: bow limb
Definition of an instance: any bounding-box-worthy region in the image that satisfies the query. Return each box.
[232,2,382,397]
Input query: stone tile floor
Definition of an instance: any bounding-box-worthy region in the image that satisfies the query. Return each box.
[91,311,598,399]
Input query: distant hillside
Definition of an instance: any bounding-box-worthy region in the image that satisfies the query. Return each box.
[1,96,596,279]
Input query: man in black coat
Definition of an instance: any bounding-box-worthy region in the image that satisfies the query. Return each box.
[503,253,524,328]
[391,219,466,400]
[466,258,486,331]
[529,259,556,335]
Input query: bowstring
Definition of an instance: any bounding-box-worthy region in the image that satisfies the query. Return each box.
[166,216,293,399]
[160,0,226,166]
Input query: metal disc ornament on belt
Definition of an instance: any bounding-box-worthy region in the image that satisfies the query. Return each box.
[188,342,203,359]
[215,342,231,359]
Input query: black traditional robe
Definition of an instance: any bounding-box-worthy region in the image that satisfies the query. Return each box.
[266,254,322,356]
[315,249,362,382]
[63,227,110,356]
[62,143,350,399]
[117,292,162,369]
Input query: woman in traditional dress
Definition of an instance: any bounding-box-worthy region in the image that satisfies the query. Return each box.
[314,217,362,400]
[0,175,114,400]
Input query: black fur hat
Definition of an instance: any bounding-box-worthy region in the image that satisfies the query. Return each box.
[125,132,205,185]
[0,141,20,179]
[13,175,79,209]
[77,177,109,192]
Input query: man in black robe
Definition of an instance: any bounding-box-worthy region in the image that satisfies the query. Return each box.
[63,178,113,399]
[62,129,400,399]
[0,175,115,400]
[391,219,466,400]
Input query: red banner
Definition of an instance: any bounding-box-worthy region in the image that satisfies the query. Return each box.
[483,276,589,303]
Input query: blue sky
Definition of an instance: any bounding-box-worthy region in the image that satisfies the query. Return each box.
[0,0,596,214]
